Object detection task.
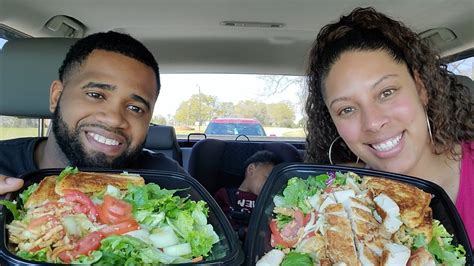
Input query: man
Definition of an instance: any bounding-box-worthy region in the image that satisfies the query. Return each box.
[0,31,185,194]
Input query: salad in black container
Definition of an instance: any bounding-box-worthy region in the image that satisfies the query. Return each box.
[245,163,472,266]
[0,168,244,265]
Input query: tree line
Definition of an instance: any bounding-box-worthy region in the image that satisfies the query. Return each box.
[0,116,39,128]
[164,93,297,128]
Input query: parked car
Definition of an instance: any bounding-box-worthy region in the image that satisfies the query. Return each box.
[204,118,266,136]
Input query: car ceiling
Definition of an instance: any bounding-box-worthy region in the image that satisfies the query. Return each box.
[1,0,473,75]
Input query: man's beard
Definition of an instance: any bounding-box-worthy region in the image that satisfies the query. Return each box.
[51,104,144,168]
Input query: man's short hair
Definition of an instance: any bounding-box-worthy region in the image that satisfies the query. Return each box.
[244,150,281,170]
[58,31,161,95]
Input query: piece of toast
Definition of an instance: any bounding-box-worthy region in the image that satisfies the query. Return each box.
[55,171,145,196]
[362,176,431,229]
[24,175,60,209]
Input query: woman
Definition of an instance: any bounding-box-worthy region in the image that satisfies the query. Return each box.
[305,7,473,244]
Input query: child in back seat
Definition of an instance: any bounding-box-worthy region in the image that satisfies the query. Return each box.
[214,150,281,241]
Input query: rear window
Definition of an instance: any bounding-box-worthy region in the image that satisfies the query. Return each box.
[447,56,473,80]
[155,74,306,141]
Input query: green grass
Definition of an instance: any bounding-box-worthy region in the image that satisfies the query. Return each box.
[0,126,306,140]
[282,128,305,137]
[0,128,38,140]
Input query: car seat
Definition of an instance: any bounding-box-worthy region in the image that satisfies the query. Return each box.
[187,138,301,195]
[144,125,183,165]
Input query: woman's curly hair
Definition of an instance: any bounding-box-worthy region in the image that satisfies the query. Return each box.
[305,7,473,164]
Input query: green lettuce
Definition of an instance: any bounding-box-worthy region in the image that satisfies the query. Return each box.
[97,235,150,265]
[275,213,293,229]
[281,252,313,266]
[412,233,426,249]
[282,177,312,213]
[0,199,20,220]
[426,220,466,265]
[98,235,181,265]
[333,171,347,186]
[73,250,102,264]
[57,166,79,182]
[281,175,331,213]
[124,183,217,259]
[17,247,50,262]
[19,183,38,207]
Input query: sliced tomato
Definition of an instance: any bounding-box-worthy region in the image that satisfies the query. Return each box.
[294,209,304,227]
[29,246,41,253]
[27,215,59,230]
[303,210,318,226]
[75,231,104,255]
[269,220,297,248]
[99,219,140,237]
[99,195,133,224]
[58,231,104,263]
[63,189,99,222]
[303,212,312,226]
[303,231,316,240]
[58,251,73,263]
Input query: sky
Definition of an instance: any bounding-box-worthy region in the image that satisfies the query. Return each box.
[154,74,305,121]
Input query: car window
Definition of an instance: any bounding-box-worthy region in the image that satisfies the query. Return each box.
[154,74,306,141]
[447,56,474,80]
[0,26,41,140]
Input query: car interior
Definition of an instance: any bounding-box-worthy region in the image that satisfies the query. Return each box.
[0,0,473,262]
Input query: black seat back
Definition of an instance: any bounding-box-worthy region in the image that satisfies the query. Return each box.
[187,139,301,195]
[144,125,183,165]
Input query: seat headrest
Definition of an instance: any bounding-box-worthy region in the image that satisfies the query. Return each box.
[144,125,177,150]
[0,38,76,118]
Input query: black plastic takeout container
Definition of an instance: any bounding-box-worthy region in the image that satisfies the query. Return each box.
[244,163,473,265]
[0,168,244,266]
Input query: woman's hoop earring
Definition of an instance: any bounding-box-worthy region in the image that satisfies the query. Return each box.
[328,136,359,165]
[426,114,434,144]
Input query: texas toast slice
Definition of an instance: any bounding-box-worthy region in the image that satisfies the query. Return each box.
[362,176,431,229]
[55,171,145,196]
[24,175,60,209]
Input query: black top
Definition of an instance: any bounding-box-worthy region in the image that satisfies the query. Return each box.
[0,137,187,177]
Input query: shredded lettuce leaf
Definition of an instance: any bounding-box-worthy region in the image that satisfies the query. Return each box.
[412,233,426,249]
[17,247,50,262]
[0,199,20,220]
[282,177,313,213]
[275,213,293,229]
[281,252,313,266]
[280,174,342,213]
[333,171,347,186]
[426,220,466,265]
[98,235,181,265]
[57,166,79,182]
[98,235,149,265]
[123,183,217,260]
[19,183,38,207]
[73,250,102,264]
